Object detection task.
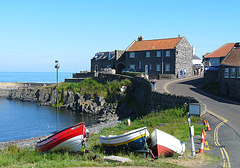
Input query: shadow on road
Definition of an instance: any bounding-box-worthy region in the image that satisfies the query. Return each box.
[178,77,240,106]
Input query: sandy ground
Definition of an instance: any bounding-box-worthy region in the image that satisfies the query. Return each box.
[0,121,120,150]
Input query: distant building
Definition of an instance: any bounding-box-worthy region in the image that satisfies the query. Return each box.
[192,55,202,66]
[219,44,240,99]
[91,36,193,79]
[203,43,239,83]
[91,50,125,72]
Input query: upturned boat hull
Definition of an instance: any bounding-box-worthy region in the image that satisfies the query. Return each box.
[35,122,88,152]
[100,127,149,151]
[150,129,185,158]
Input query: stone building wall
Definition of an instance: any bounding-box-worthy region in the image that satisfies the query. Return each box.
[175,36,193,77]
[219,65,240,99]
[125,49,176,75]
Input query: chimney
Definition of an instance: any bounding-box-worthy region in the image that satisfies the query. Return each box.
[138,36,143,41]
[178,34,180,38]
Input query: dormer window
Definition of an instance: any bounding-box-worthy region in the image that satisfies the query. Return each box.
[95,57,98,61]
[108,53,111,60]
[146,52,150,58]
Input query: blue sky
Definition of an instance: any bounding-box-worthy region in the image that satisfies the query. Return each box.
[0,0,239,72]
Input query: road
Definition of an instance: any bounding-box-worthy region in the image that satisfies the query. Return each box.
[156,76,240,168]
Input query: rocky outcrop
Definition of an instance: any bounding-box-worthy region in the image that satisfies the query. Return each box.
[8,86,128,123]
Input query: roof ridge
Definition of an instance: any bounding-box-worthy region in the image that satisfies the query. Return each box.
[138,37,182,42]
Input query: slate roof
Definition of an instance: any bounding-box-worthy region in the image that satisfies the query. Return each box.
[221,47,240,67]
[193,55,201,60]
[126,37,182,51]
[93,51,115,60]
[204,43,236,58]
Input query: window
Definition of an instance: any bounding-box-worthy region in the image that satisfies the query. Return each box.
[149,64,152,70]
[95,65,98,71]
[130,52,135,58]
[230,68,236,78]
[165,64,170,71]
[139,61,141,69]
[156,65,161,71]
[130,64,135,70]
[157,51,161,57]
[237,68,240,78]
[166,50,170,57]
[95,57,98,61]
[108,53,111,60]
[224,68,229,78]
[146,52,150,57]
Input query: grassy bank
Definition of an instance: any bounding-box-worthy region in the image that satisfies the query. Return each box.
[0,106,220,168]
[58,78,132,98]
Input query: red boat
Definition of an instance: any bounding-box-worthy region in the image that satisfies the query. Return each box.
[35,122,89,152]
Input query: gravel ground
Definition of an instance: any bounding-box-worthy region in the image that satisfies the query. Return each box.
[0,121,120,150]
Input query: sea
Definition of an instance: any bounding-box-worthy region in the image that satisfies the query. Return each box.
[0,72,98,142]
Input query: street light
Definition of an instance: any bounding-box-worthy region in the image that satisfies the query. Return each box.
[55,60,60,132]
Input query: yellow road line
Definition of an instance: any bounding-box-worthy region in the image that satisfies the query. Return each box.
[220,148,226,167]
[163,78,231,167]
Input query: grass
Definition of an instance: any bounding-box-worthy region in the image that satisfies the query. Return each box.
[58,78,132,99]
[0,106,220,168]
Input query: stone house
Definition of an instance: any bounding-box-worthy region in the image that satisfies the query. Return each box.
[91,36,193,78]
[91,50,125,72]
[124,36,193,78]
[219,45,240,99]
[203,43,237,83]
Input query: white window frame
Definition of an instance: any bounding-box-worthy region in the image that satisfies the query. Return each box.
[237,68,240,78]
[224,68,229,78]
[156,64,161,71]
[166,50,170,57]
[230,68,236,78]
[130,52,135,58]
[165,64,170,71]
[146,52,150,58]
[157,51,161,57]
[129,64,135,70]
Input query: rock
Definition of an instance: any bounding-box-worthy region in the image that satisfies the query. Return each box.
[103,156,132,163]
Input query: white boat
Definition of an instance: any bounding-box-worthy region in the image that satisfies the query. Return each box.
[150,129,185,158]
[100,127,150,151]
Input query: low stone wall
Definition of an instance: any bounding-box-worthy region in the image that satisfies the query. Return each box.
[0,82,50,97]
[99,74,200,113]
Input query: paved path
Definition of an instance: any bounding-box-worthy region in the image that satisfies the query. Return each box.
[159,76,240,168]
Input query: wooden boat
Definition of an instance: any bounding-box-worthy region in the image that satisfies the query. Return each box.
[100,127,150,151]
[35,122,89,152]
[150,129,185,158]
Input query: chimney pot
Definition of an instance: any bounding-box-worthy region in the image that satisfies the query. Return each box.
[138,36,143,41]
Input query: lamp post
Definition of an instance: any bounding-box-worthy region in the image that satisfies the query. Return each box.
[55,60,60,132]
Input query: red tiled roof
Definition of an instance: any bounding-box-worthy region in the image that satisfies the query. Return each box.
[204,43,235,58]
[221,48,240,67]
[126,37,182,51]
